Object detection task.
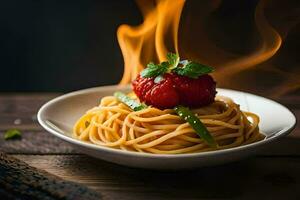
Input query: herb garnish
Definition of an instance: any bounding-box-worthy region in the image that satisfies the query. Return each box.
[167,52,180,70]
[174,106,217,147]
[173,61,214,79]
[140,53,213,79]
[140,62,169,78]
[4,129,22,140]
[114,92,147,111]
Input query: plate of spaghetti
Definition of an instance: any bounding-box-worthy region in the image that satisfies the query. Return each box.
[38,53,296,169]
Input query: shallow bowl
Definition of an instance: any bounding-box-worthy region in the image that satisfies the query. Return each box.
[38,85,296,169]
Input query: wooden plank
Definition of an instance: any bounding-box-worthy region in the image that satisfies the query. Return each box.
[0,130,77,154]
[259,137,300,156]
[13,154,300,200]
[0,94,299,199]
[277,95,300,108]
[0,94,59,131]
[0,94,59,113]
[0,113,41,131]
[0,152,101,200]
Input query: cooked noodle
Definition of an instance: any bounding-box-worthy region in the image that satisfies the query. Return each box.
[73,95,265,154]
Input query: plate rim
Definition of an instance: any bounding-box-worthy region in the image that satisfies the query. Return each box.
[37,85,297,159]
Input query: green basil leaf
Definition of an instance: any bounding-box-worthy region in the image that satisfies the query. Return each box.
[167,53,180,69]
[140,52,214,79]
[174,106,217,147]
[140,62,168,78]
[4,129,22,140]
[114,92,147,111]
[174,61,214,78]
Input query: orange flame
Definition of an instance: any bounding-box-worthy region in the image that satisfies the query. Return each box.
[214,0,282,80]
[116,0,300,97]
[117,0,185,84]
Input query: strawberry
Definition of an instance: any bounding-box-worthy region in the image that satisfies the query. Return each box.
[132,73,216,109]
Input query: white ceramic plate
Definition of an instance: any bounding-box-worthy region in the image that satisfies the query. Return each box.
[38,85,296,169]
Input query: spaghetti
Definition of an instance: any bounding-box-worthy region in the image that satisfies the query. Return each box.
[73,95,264,154]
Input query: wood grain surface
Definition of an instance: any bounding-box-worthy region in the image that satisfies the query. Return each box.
[0,152,102,200]
[0,93,300,200]
[14,155,300,200]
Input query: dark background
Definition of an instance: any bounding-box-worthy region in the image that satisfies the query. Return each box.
[1,0,299,94]
[0,0,142,92]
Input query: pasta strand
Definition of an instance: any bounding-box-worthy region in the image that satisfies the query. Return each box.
[73,95,264,154]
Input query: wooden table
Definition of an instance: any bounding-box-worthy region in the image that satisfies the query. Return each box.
[0,93,300,199]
